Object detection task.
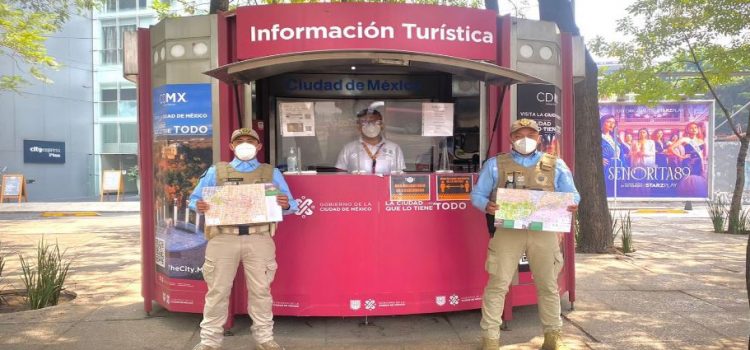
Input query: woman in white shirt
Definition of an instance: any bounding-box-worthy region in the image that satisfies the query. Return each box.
[633,128,656,167]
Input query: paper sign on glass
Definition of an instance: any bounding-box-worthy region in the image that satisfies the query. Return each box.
[280,102,316,137]
[494,188,574,232]
[422,102,454,137]
[202,183,283,226]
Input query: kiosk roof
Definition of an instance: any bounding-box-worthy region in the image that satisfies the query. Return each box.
[205,50,547,86]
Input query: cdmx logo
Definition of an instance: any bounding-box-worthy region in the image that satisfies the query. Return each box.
[295,196,314,218]
[158,92,188,105]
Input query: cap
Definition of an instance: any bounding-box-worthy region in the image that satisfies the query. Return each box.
[230,128,260,142]
[356,108,382,118]
[510,118,541,133]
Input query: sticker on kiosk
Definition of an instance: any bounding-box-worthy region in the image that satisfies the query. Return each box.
[389,175,430,201]
[436,175,472,201]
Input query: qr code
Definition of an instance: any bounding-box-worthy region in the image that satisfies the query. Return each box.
[156,237,166,268]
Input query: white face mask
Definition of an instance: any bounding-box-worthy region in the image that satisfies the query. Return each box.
[512,137,538,155]
[234,143,257,161]
[362,124,381,138]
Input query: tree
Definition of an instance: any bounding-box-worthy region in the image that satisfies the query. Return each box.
[210,0,229,13]
[538,0,614,252]
[590,0,750,332]
[0,0,97,91]
[154,0,485,19]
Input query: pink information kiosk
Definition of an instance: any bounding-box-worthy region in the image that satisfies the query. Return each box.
[125,3,583,329]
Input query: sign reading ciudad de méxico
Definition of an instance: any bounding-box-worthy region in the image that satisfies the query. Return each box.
[599,102,713,200]
[235,3,497,61]
[152,84,212,137]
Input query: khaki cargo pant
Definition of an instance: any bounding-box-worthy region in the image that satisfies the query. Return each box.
[480,228,564,339]
[199,233,278,348]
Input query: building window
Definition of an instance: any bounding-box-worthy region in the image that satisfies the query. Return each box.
[120,0,137,10]
[121,123,138,143]
[101,24,136,65]
[102,26,119,64]
[102,123,119,144]
[121,88,136,100]
[104,0,116,12]
[102,123,138,144]
[119,87,137,117]
[101,88,118,117]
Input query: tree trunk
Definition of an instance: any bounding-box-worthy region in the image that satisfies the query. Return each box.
[209,0,229,14]
[539,0,613,252]
[484,0,499,11]
[729,137,748,234]
[740,112,750,344]
[574,50,613,252]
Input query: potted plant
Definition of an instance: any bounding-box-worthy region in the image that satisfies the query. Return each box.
[126,165,140,194]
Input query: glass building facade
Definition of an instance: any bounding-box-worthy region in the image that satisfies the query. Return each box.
[92,0,161,194]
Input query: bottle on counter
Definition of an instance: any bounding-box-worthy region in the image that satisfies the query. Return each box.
[287,147,298,173]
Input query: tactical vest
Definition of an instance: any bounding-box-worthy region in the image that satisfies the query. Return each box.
[204,162,277,241]
[486,152,557,235]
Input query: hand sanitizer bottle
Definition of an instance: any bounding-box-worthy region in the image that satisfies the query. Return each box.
[287,147,298,173]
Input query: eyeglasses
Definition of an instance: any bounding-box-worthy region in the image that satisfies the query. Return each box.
[357,120,383,126]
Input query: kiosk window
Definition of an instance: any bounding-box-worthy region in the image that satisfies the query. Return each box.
[276,99,473,173]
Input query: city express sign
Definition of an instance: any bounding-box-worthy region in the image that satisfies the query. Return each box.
[235,3,497,61]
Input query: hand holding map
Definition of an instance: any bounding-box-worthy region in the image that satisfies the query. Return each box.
[494,188,575,232]
[202,183,283,226]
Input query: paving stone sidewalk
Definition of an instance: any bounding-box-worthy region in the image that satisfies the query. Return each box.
[0,207,746,349]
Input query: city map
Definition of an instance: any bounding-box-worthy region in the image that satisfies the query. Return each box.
[202,183,283,226]
[494,188,574,232]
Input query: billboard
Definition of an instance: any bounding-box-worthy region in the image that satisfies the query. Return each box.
[151,83,214,281]
[599,102,713,200]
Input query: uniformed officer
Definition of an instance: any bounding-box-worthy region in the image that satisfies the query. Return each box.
[335,108,406,174]
[190,128,298,350]
[471,119,580,350]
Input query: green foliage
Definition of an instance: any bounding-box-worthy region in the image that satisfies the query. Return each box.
[729,208,750,235]
[609,210,634,253]
[741,209,750,234]
[609,210,619,239]
[618,211,633,253]
[591,0,750,108]
[727,209,750,234]
[19,238,72,310]
[0,1,98,92]
[707,197,727,232]
[154,0,483,20]
[152,0,175,19]
[126,165,140,181]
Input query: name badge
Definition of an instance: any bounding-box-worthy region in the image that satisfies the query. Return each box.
[223,177,244,185]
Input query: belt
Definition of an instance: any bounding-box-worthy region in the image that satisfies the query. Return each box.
[218,225,271,236]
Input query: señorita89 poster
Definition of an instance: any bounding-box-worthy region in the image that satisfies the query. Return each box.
[599,102,713,199]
